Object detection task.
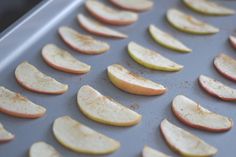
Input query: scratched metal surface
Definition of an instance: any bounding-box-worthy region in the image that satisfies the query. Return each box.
[0,0,236,156]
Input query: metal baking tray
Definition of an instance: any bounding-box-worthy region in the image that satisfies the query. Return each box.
[1,0,236,156]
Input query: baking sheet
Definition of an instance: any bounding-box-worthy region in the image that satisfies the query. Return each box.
[0,0,236,156]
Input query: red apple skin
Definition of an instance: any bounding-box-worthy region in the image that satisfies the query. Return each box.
[198,77,236,101]
[0,106,45,119]
[15,77,67,95]
[0,138,14,143]
[214,58,236,82]
[78,16,127,39]
[0,136,15,143]
[229,36,236,50]
[109,0,153,12]
[172,105,233,132]
[42,53,88,75]
[85,4,137,25]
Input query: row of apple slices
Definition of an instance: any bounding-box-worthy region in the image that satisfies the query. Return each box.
[77,7,218,52]
[76,0,153,39]
[44,23,180,78]
[78,91,233,156]
[14,62,167,96]
[59,26,184,71]
[15,40,184,95]
[9,53,236,120]
[3,57,168,119]
[28,101,231,157]
[5,61,163,116]
[62,0,236,54]
[83,0,233,36]
[82,0,234,36]
[4,93,232,155]
[62,5,235,54]
[67,2,234,53]
[75,8,231,56]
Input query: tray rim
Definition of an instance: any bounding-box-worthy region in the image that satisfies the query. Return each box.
[0,0,85,73]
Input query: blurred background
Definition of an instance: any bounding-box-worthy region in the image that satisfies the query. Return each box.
[0,0,43,33]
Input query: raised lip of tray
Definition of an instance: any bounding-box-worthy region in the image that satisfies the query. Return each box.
[0,0,49,38]
[0,0,84,72]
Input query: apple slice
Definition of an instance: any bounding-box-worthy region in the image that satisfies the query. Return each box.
[0,122,14,142]
[15,62,68,94]
[29,141,62,157]
[0,86,46,118]
[53,116,120,154]
[160,119,217,157]
[229,35,236,50]
[182,0,235,16]
[149,25,191,53]
[59,26,109,54]
[77,14,127,39]
[214,53,236,82]
[166,9,219,35]
[143,146,169,157]
[172,95,233,132]
[42,44,91,74]
[109,0,153,12]
[85,0,138,25]
[199,75,236,101]
[77,85,141,126]
[128,41,184,71]
[107,64,166,95]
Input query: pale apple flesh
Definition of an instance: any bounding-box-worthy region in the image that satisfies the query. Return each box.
[42,44,91,74]
[160,119,218,157]
[0,86,46,118]
[59,26,109,54]
[143,146,169,157]
[166,9,219,35]
[149,24,191,52]
[182,0,235,16]
[107,64,166,96]
[0,122,14,142]
[77,85,142,126]
[128,41,184,71]
[85,0,138,25]
[109,0,153,12]
[78,14,127,38]
[15,62,68,94]
[229,35,236,50]
[214,53,236,82]
[53,116,120,154]
[29,141,62,157]
[172,95,233,132]
[199,75,236,101]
